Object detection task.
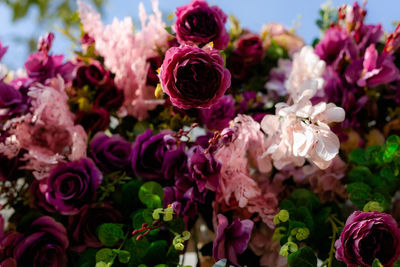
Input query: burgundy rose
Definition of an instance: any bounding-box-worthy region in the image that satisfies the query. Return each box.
[186,145,220,192]
[335,211,400,267]
[174,0,229,49]
[74,60,112,89]
[29,179,56,213]
[93,84,124,111]
[131,129,177,179]
[159,45,231,109]
[45,158,102,215]
[199,95,235,131]
[68,204,122,252]
[213,214,254,266]
[235,33,264,66]
[6,216,69,267]
[89,132,133,173]
[75,106,110,134]
[146,56,163,87]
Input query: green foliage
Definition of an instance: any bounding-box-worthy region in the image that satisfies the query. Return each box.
[117,250,131,264]
[97,223,124,247]
[142,240,168,265]
[347,135,400,209]
[288,247,317,267]
[315,1,338,31]
[96,248,115,263]
[139,181,164,208]
[372,258,384,267]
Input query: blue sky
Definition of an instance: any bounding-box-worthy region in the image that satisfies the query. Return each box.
[1,0,400,69]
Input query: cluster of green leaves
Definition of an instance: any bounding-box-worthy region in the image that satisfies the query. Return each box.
[275,189,345,267]
[346,135,400,210]
[75,180,186,267]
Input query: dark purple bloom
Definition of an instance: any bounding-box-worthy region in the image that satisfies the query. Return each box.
[45,158,102,215]
[25,53,74,83]
[0,81,24,120]
[0,230,20,266]
[315,27,357,68]
[345,44,399,87]
[29,180,56,213]
[159,45,231,109]
[335,211,400,267]
[93,83,124,111]
[0,42,8,62]
[162,145,188,181]
[131,129,177,179]
[0,152,24,181]
[186,145,220,192]
[213,214,254,266]
[146,56,162,86]
[75,106,110,134]
[89,132,132,173]
[236,91,264,114]
[74,60,112,89]
[68,204,122,252]
[354,24,383,53]
[199,95,235,131]
[174,0,229,49]
[10,216,69,267]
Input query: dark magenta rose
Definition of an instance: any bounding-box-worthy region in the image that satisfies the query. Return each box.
[131,129,177,179]
[0,231,20,266]
[29,179,56,213]
[213,214,254,267]
[199,95,235,131]
[75,106,110,134]
[0,81,28,120]
[335,211,400,267]
[186,145,220,192]
[159,45,231,109]
[12,216,69,267]
[68,204,122,252]
[45,158,102,215]
[174,0,229,49]
[89,132,133,173]
[93,83,124,111]
[235,33,264,66]
[146,56,163,86]
[74,60,112,89]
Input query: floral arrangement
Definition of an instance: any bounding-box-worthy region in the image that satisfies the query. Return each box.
[2,0,400,266]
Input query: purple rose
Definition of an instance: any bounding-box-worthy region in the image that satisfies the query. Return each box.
[199,95,235,131]
[12,216,69,267]
[174,0,229,49]
[0,231,20,266]
[74,60,112,89]
[159,45,231,109]
[68,204,122,252]
[335,211,400,267]
[315,27,357,68]
[75,106,110,134]
[132,130,180,179]
[45,158,102,215]
[0,81,25,121]
[232,33,263,66]
[29,179,56,213]
[162,144,188,181]
[213,214,254,266]
[186,145,220,192]
[89,132,133,173]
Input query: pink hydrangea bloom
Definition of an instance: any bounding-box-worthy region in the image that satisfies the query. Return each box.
[285,46,326,103]
[78,0,168,120]
[261,89,345,170]
[1,78,87,179]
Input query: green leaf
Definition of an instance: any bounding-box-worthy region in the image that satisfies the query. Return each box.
[95,248,115,263]
[142,240,168,265]
[117,250,131,264]
[95,262,110,267]
[372,258,384,267]
[139,182,164,208]
[131,209,154,230]
[348,166,372,183]
[288,247,317,267]
[288,189,321,211]
[166,218,185,233]
[97,223,124,247]
[76,248,97,267]
[347,182,372,207]
[349,148,368,165]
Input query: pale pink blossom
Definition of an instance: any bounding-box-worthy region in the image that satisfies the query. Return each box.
[1,78,87,179]
[215,115,271,208]
[261,90,345,170]
[265,59,292,97]
[285,46,326,103]
[78,0,168,120]
[261,23,304,57]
